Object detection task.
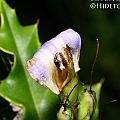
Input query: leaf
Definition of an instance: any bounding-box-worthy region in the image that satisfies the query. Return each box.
[0,0,59,120]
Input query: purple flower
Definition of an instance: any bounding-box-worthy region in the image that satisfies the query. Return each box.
[26,29,81,94]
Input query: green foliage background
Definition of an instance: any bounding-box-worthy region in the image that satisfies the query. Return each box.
[0,0,120,120]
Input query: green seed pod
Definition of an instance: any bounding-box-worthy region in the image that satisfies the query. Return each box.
[78,89,96,120]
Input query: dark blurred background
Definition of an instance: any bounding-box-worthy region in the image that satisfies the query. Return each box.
[0,0,120,120]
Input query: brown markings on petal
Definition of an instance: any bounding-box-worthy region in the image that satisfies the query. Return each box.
[54,46,73,70]
[59,52,68,68]
[63,46,73,64]
[26,57,36,70]
[54,52,61,68]
[66,44,73,52]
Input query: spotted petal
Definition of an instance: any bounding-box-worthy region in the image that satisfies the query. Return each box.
[26,29,81,94]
